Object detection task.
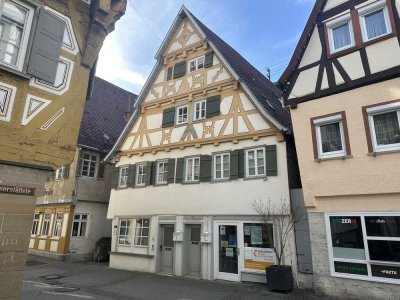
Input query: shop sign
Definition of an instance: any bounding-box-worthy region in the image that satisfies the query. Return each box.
[0,185,35,196]
[334,261,368,275]
[371,264,400,279]
[244,247,275,271]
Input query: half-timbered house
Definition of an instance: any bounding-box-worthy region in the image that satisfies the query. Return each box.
[105,6,301,284]
[279,0,400,298]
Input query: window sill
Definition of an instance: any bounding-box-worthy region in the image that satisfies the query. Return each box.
[71,236,88,239]
[117,186,128,190]
[211,178,230,183]
[50,237,60,241]
[244,175,267,181]
[315,155,353,162]
[39,236,48,239]
[368,149,400,156]
[155,182,168,187]
[183,181,200,185]
[0,64,31,80]
[110,251,153,258]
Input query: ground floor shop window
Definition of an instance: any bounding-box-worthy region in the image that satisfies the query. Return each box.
[53,213,63,237]
[41,213,51,236]
[31,213,40,235]
[117,218,150,247]
[72,214,88,237]
[327,213,400,284]
[118,219,132,245]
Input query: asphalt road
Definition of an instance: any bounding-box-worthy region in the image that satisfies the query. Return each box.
[21,255,325,300]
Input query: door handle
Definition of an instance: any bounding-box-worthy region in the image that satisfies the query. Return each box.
[159,244,162,251]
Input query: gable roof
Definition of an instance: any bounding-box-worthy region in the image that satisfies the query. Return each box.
[78,77,137,153]
[105,6,290,162]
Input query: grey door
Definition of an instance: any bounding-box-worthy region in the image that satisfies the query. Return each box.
[160,225,174,274]
[186,225,201,277]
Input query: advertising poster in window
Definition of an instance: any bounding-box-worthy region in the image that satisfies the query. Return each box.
[244,247,276,271]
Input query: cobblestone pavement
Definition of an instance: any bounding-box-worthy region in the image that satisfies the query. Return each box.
[21,255,327,300]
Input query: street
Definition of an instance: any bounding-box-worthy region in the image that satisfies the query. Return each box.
[21,255,325,300]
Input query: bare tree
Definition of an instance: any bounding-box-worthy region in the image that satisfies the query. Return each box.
[251,198,302,266]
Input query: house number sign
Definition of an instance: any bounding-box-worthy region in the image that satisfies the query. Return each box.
[0,185,35,196]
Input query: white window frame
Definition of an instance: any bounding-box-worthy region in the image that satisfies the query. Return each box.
[314,114,346,159]
[326,212,400,285]
[176,105,188,125]
[71,213,89,238]
[193,99,206,121]
[133,218,150,246]
[188,55,205,73]
[213,152,230,181]
[156,160,168,185]
[55,166,65,180]
[359,0,392,42]
[118,166,129,188]
[185,156,200,183]
[118,218,132,246]
[0,0,35,71]
[135,163,146,187]
[245,147,266,178]
[326,13,355,54]
[52,213,63,237]
[80,151,99,178]
[41,213,51,236]
[367,102,400,152]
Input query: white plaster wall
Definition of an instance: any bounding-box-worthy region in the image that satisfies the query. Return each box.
[290,66,319,98]
[299,27,321,68]
[366,38,400,74]
[108,136,289,218]
[338,52,365,80]
[154,70,165,85]
[324,0,348,11]
[333,64,345,85]
[147,113,162,130]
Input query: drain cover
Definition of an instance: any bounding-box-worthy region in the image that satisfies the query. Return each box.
[53,287,80,293]
[42,274,65,280]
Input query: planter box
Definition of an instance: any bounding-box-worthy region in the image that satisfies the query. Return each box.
[266,265,293,292]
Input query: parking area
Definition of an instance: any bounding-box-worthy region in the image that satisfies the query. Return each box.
[21,255,325,300]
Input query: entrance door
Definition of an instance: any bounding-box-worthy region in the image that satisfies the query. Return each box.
[186,225,201,277]
[214,223,241,281]
[160,225,174,274]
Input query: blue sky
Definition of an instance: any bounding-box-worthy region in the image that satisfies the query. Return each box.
[96,0,315,95]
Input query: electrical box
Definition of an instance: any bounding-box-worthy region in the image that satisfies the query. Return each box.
[201,233,212,243]
[173,231,183,242]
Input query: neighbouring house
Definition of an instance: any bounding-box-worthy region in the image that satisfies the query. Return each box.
[29,77,136,259]
[279,0,400,299]
[0,1,126,298]
[104,6,306,285]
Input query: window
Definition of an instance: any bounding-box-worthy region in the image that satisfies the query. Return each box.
[135,164,146,186]
[41,213,51,236]
[156,160,168,184]
[80,152,98,177]
[185,157,200,182]
[213,153,230,180]
[313,114,347,159]
[52,213,63,237]
[72,214,88,237]
[193,100,206,121]
[118,166,129,188]
[245,148,265,178]
[55,166,66,180]
[134,218,150,246]
[0,0,34,71]
[366,102,400,152]
[118,219,132,245]
[189,56,204,72]
[176,105,188,125]
[326,14,355,53]
[327,213,400,284]
[359,0,391,42]
[31,213,39,235]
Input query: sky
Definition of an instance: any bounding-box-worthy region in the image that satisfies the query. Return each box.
[96,0,315,95]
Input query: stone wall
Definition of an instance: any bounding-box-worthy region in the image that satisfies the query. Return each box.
[309,212,400,300]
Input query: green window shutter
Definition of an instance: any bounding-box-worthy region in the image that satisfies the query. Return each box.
[200,155,212,182]
[238,149,245,178]
[162,107,175,128]
[27,8,65,84]
[206,95,221,118]
[150,162,157,185]
[173,61,186,79]
[127,165,136,187]
[175,158,184,184]
[230,150,238,180]
[167,66,173,81]
[145,162,153,186]
[204,51,213,68]
[266,145,278,176]
[167,159,176,184]
[111,167,120,189]
[64,164,70,179]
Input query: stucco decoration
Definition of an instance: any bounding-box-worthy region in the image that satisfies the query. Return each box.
[0,82,16,123]
[165,80,182,97]
[22,95,52,126]
[45,7,79,55]
[40,107,65,131]
[167,19,202,53]
[180,124,198,142]
[190,72,205,89]
[202,121,215,139]
[161,128,172,145]
[29,57,74,95]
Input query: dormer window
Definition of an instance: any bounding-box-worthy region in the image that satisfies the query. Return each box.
[188,56,204,72]
[359,0,391,42]
[326,14,355,54]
